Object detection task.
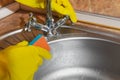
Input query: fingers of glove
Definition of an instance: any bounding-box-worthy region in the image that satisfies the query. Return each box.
[52,1,77,23]
[1,41,29,54]
[32,55,43,67]
[15,0,40,8]
[61,0,77,23]
[69,9,77,23]
[60,0,72,8]
[52,0,62,5]
[16,41,28,46]
[2,45,51,60]
[51,2,69,16]
[37,57,43,67]
[52,0,67,17]
[4,46,44,67]
[37,0,46,9]
[35,47,52,60]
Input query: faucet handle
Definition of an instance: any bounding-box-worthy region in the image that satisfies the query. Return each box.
[54,15,69,30]
[29,12,33,17]
[23,13,35,32]
[24,12,50,33]
[33,23,49,32]
[47,15,70,36]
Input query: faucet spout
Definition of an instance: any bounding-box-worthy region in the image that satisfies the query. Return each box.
[46,0,54,28]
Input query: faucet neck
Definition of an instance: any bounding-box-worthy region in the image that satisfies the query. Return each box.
[46,0,54,28]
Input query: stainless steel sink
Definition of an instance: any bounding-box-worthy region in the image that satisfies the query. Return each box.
[35,37,120,80]
[0,27,120,80]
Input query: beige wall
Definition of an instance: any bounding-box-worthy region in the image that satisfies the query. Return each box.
[70,0,120,18]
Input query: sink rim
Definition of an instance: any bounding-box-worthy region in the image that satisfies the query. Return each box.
[0,28,120,45]
[0,29,23,40]
[48,37,120,45]
[1,28,120,80]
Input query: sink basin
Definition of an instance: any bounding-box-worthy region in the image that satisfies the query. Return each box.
[0,27,120,80]
[35,37,120,80]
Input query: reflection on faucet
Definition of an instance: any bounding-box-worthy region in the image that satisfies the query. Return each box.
[24,13,49,32]
[24,0,70,37]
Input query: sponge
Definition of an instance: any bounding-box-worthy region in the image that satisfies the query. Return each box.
[29,34,50,51]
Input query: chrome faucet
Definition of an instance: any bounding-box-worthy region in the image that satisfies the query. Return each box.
[24,0,70,37]
[24,13,49,32]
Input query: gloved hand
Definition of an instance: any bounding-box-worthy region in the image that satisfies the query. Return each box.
[0,54,9,80]
[0,41,52,80]
[15,0,77,23]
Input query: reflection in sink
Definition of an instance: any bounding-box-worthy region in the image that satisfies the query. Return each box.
[34,37,120,80]
[0,28,120,80]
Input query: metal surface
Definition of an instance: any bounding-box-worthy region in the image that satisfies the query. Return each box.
[24,13,49,32]
[34,37,120,80]
[46,0,53,29]
[0,27,120,80]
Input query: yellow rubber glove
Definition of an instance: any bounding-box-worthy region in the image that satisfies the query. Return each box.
[0,54,10,80]
[0,41,52,80]
[15,0,77,23]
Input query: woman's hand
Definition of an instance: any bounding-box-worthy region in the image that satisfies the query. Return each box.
[0,41,52,80]
[15,0,77,23]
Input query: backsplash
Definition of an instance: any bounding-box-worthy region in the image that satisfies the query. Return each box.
[70,0,120,18]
